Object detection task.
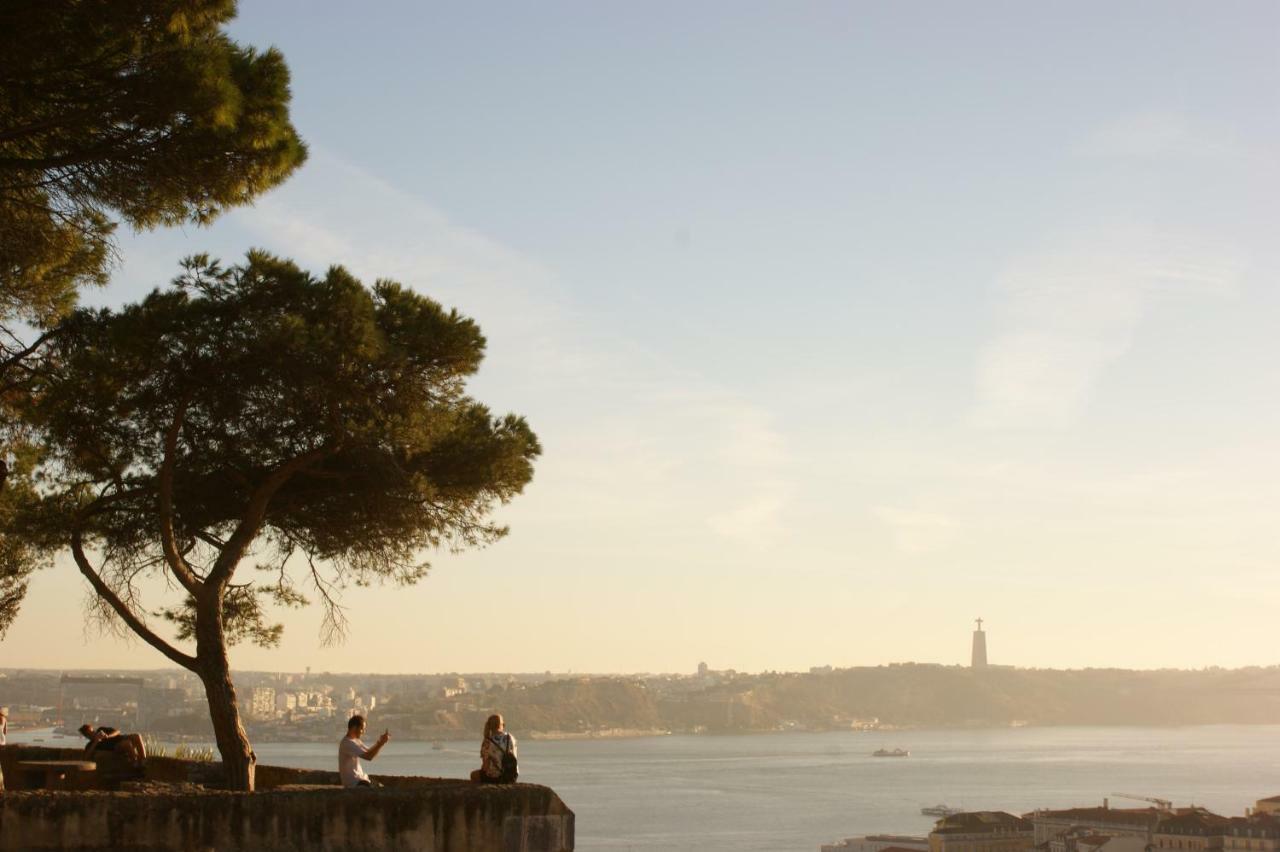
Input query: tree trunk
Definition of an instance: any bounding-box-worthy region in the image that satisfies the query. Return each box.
[195,598,256,791]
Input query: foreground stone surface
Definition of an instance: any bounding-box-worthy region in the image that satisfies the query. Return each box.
[0,746,574,851]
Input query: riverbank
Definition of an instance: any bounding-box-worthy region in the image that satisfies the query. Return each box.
[527,727,671,740]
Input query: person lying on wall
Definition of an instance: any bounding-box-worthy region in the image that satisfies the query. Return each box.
[78,724,146,768]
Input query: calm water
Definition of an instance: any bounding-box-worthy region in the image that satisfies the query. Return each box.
[15,725,1280,851]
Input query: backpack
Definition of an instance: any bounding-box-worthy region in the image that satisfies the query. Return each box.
[499,744,518,784]
[493,733,518,783]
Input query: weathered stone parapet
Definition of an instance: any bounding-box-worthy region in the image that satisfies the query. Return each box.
[0,783,574,851]
[0,746,574,851]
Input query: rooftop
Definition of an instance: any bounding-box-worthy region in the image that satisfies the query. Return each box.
[1031,807,1165,826]
[1156,810,1229,835]
[934,812,1034,835]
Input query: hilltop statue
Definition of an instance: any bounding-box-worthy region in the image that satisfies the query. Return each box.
[972,618,988,668]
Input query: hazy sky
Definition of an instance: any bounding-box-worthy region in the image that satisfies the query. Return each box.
[5,1,1279,675]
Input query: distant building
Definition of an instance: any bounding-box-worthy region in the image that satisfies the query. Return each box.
[971,618,988,668]
[1152,810,1230,852]
[697,662,708,678]
[1221,813,1280,852]
[1048,827,1147,852]
[247,687,276,720]
[930,812,1034,852]
[821,835,929,852]
[140,686,187,720]
[1028,805,1166,847]
[1258,798,1280,818]
[1080,835,1146,852]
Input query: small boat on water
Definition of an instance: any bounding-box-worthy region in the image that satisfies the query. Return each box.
[432,741,445,751]
[922,804,961,816]
[872,748,910,757]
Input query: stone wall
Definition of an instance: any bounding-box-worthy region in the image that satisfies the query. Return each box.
[0,745,574,851]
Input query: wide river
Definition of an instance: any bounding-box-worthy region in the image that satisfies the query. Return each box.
[14,725,1280,850]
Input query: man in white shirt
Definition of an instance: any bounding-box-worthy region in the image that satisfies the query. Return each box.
[338,714,390,788]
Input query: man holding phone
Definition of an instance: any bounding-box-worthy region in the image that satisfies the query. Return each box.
[339,714,390,788]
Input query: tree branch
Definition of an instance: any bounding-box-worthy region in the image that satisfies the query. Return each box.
[193,530,227,550]
[0,329,60,375]
[306,553,349,646]
[71,526,198,670]
[206,444,338,590]
[158,395,203,596]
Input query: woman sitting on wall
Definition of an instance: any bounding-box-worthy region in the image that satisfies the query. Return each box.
[469,713,518,784]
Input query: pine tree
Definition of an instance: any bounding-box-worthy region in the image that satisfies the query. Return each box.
[0,0,306,337]
[0,0,306,636]
[25,253,540,790]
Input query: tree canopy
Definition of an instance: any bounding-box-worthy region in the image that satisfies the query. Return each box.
[0,0,306,339]
[23,252,540,788]
[0,0,306,637]
[0,438,45,637]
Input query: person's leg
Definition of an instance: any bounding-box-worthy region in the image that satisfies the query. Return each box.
[117,734,144,766]
[129,733,146,762]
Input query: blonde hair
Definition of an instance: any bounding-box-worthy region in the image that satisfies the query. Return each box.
[483,714,503,738]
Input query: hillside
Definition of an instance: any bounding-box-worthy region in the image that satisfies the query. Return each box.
[483,665,1280,735]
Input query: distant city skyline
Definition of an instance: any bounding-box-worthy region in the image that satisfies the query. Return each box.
[3,1,1278,674]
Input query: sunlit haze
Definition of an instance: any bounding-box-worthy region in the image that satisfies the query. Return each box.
[5,0,1278,674]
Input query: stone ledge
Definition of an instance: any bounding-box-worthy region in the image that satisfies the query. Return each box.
[0,747,574,851]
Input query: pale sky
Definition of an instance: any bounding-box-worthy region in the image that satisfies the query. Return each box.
[4,1,1279,675]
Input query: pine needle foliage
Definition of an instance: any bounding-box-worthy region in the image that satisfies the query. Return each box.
[0,0,307,334]
[22,252,539,788]
[0,1,306,639]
